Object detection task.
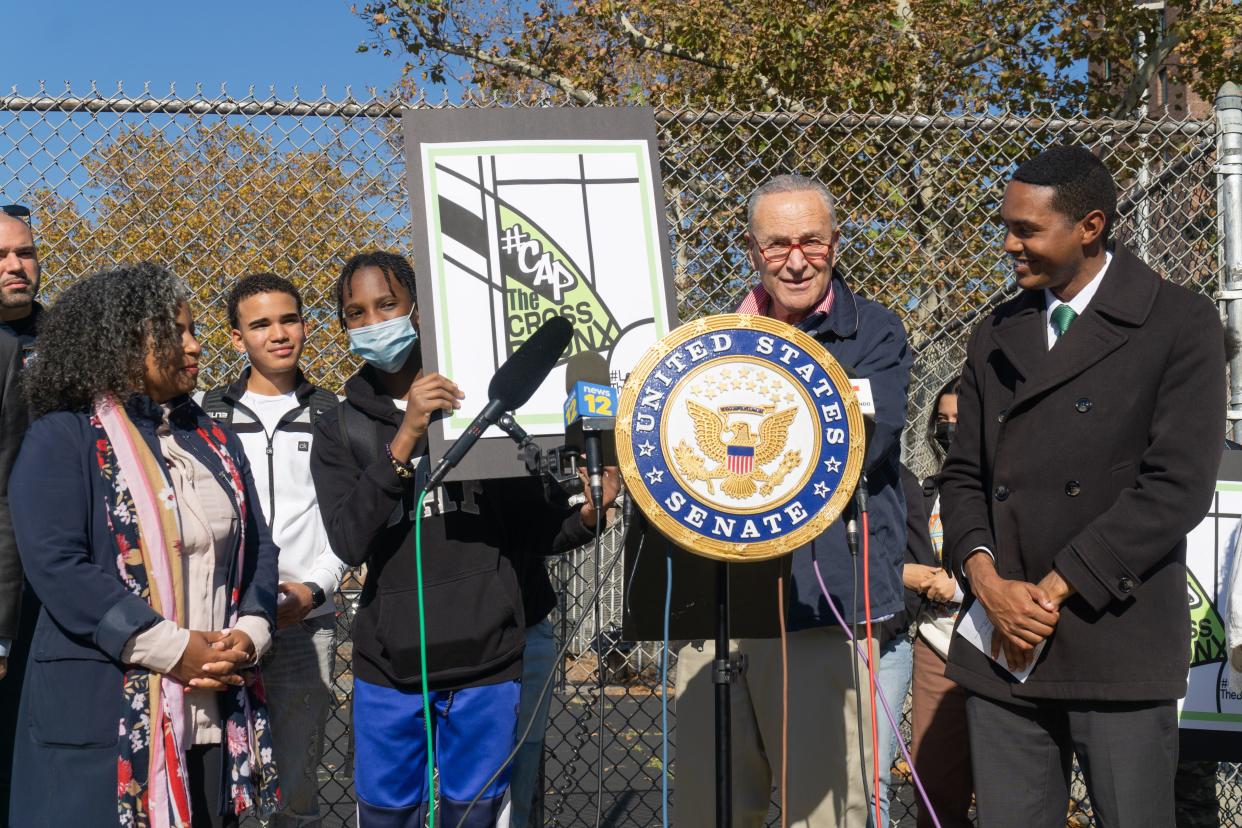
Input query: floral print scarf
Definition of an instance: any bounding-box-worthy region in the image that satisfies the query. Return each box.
[93,395,280,827]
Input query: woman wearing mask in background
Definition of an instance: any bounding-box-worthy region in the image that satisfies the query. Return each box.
[310,251,617,828]
[8,263,279,827]
[902,376,972,828]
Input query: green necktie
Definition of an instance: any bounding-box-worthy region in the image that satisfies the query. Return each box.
[1050,304,1077,337]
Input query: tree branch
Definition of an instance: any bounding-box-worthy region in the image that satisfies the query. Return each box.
[951,2,1057,69]
[616,12,804,111]
[1110,25,1188,118]
[390,0,599,104]
[953,32,1012,68]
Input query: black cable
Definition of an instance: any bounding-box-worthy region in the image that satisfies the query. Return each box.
[844,515,873,814]
[592,508,606,828]
[622,498,642,620]
[452,500,632,828]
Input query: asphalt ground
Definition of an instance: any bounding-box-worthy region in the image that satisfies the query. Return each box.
[242,687,932,827]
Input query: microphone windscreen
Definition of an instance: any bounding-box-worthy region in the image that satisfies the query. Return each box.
[563,351,610,393]
[489,316,574,410]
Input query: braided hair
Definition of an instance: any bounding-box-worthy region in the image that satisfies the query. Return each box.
[334,251,418,329]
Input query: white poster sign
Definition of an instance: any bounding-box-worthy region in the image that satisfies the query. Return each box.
[1179,450,1242,759]
[404,108,679,481]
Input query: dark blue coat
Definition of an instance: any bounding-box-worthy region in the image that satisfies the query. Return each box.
[785,272,912,629]
[7,396,278,827]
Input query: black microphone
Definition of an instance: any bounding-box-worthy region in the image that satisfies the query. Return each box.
[423,316,574,492]
[562,352,617,507]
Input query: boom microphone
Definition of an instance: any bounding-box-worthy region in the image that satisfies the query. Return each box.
[423,316,574,492]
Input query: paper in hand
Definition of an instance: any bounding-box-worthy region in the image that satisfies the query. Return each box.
[955,600,1046,683]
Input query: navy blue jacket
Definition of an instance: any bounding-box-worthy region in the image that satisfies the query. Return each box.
[7,395,278,827]
[784,272,912,629]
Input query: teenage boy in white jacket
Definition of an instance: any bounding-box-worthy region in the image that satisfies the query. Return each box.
[201,273,346,827]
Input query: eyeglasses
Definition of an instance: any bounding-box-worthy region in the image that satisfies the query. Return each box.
[756,239,832,265]
[1,205,31,219]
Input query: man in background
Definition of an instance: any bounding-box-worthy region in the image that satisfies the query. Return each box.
[0,205,43,817]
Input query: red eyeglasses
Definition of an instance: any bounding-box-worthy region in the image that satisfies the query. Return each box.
[756,239,832,265]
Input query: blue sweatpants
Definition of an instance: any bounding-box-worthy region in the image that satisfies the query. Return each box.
[354,677,522,828]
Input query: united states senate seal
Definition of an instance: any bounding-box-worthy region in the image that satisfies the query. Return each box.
[616,314,864,562]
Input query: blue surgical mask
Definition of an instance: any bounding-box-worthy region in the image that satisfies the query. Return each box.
[347,308,419,374]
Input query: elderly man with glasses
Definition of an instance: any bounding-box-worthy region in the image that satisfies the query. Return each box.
[673,174,912,828]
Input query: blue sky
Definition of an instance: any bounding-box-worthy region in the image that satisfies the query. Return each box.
[5,1,407,99]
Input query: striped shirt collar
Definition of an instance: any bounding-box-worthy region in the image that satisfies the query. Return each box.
[736,281,835,319]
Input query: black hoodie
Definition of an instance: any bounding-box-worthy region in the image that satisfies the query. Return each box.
[310,364,594,691]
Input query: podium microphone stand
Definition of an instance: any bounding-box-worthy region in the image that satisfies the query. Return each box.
[713,561,732,828]
[612,313,867,828]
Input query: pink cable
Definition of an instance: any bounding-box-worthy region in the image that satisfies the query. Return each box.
[811,553,943,828]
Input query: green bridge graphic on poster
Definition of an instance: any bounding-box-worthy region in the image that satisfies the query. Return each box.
[495,203,622,362]
[1187,567,1226,669]
[1180,475,1242,736]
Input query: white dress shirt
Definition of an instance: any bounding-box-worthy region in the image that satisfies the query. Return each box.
[1043,251,1112,349]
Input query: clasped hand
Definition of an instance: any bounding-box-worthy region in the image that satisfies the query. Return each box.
[904,563,958,603]
[170,629,256,691]
[964,554,1063,672]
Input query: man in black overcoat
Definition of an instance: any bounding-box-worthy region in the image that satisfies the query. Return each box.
[940,145,1226,827]
[0,208,41,817]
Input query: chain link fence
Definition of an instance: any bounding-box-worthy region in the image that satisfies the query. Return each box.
[2,83,1237,826]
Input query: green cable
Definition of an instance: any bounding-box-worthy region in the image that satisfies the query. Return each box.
[414,488,435,828]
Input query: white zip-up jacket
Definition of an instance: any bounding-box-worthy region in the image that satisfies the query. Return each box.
[197,370,345,618]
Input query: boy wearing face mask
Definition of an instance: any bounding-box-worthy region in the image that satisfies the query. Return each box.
[310,251,616,828]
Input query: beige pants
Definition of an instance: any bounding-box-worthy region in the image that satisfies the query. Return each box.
[673,629,877,828]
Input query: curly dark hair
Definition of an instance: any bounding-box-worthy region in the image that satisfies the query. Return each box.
[334,251,417,330]
[226,272,302,329]
[24,262,190,419]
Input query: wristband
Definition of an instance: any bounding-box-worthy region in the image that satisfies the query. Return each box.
[386,442,415,479]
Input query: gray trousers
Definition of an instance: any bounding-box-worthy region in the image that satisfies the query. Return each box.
[262,613,337,827]
[965,693,1178,828]
[673,629,876,828]
[510,618,557,828]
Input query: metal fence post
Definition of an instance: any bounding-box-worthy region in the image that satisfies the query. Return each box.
[1217,81,1242,442]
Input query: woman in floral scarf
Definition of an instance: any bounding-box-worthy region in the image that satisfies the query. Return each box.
[8,263,280,828]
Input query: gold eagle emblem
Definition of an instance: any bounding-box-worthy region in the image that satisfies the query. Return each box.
[672,400,802,499]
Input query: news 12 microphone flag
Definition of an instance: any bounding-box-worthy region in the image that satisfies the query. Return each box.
[403,107,680,482]
[617,315,864,562]
[564,380,617,430]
